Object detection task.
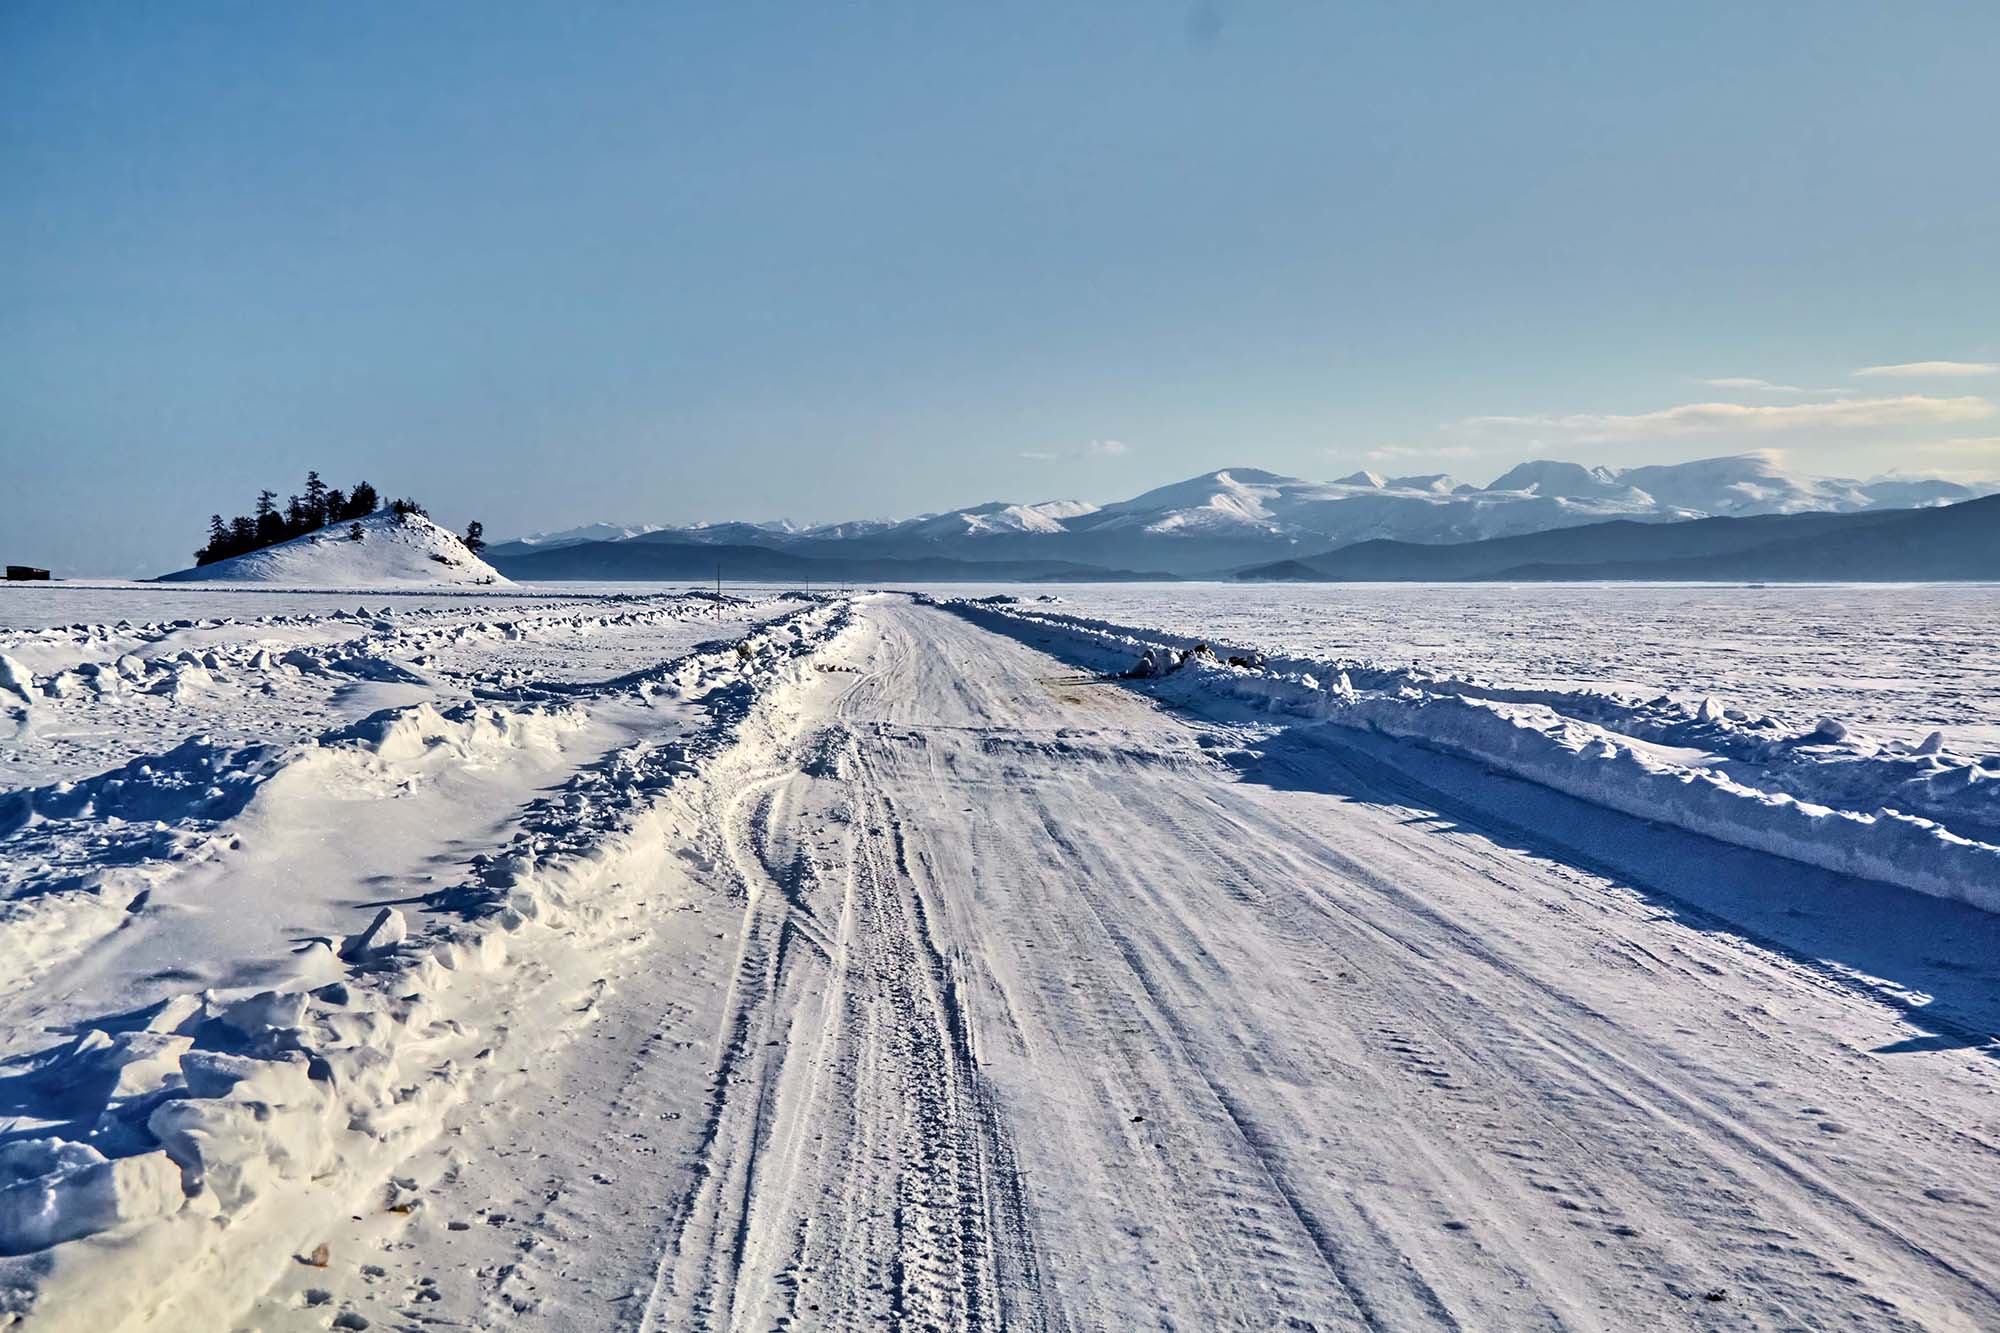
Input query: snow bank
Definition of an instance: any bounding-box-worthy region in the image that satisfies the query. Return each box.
[0,656,33,697]
[155,511,511,588]
[944,599,2000,915]
[0,695,591,1038]
[1,1141,185,1256]
[0,598,854,1330]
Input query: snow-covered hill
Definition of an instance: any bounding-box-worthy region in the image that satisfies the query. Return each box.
[492,454,1998,577]
[158,511,511,587]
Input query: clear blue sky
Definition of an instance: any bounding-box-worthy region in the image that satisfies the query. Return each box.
[4,2,1997,574]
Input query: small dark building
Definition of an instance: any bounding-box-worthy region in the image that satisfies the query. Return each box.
[5,566,51,581]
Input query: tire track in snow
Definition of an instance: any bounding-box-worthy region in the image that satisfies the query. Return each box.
[807,600,1998,1330]
[1081,731,1971,1328]
[1231,736,2000,1321]
[635,626,1059,1332]
[351,595,2000,1332]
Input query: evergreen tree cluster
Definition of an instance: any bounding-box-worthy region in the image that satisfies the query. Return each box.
[194,473,390,565]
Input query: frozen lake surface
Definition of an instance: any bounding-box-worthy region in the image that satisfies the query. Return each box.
[0,580,712,629]
[4,583,1998,1330]
[986,581,2000,754]
[13,578,1993,752]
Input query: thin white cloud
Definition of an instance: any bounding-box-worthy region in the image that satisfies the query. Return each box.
[1853,360,2000,378]
[1021,439,1134,462]
[1700,377,1848,396]
[1705,376,1793,390]
[1360,444,1484,462]
[1460,395,1994,444]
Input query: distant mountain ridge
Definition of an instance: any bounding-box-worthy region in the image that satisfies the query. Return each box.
[503,521,672,550]
[489,453,1996,580]
[1236,493,2000,583]
[492,541,1171,584]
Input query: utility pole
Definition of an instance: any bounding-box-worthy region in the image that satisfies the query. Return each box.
[715,562,721,598]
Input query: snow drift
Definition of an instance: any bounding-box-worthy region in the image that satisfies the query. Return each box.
[0,597,855,1329]
[156,511,510,588]
[944,599,2000,915]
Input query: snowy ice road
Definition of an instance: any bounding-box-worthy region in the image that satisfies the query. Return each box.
[230,597,2000,1329]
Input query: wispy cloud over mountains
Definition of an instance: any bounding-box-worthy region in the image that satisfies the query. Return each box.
[1699,378,1848,396]
[1853,360,1999,378]
[1463,395,1994,443]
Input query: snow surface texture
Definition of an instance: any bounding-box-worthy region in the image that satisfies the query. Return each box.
[992,580,2000,753]
[943,597,2000,912]
[156,510,510,587]
[3,587,1998,1330]
[0,588,780,789]
[241,597,2000,1331]
[0,587,845,1327]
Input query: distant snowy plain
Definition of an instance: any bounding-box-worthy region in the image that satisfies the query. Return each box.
[21,576,1990,754]
[944,580,2000,753]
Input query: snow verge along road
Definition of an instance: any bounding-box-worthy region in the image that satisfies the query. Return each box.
[0,595,851,1330]
[304,596,2000,1332]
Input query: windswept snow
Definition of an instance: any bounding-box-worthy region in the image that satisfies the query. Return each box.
[1025,581,2000,752]
[948,597,2000,910]
[2,583,1997,1330]
[0,584,847,1327]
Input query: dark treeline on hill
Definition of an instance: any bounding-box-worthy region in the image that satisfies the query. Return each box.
[193,473,428,566]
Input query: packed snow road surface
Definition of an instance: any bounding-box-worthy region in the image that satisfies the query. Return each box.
[6,591,1998,1330]
[247,597,2000,1332]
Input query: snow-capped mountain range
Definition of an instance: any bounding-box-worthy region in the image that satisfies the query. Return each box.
[503,521,674,548]
[492,454,1997,577]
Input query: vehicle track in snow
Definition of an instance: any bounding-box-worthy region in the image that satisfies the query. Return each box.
[638,633,1056,1331]
[271,596,2000,1331]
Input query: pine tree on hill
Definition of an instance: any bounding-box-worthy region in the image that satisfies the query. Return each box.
[304,471,329,528]
[463,520,485,554]
[256,492,287,545]
[197,514,229,564]
[191,477,417,566]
